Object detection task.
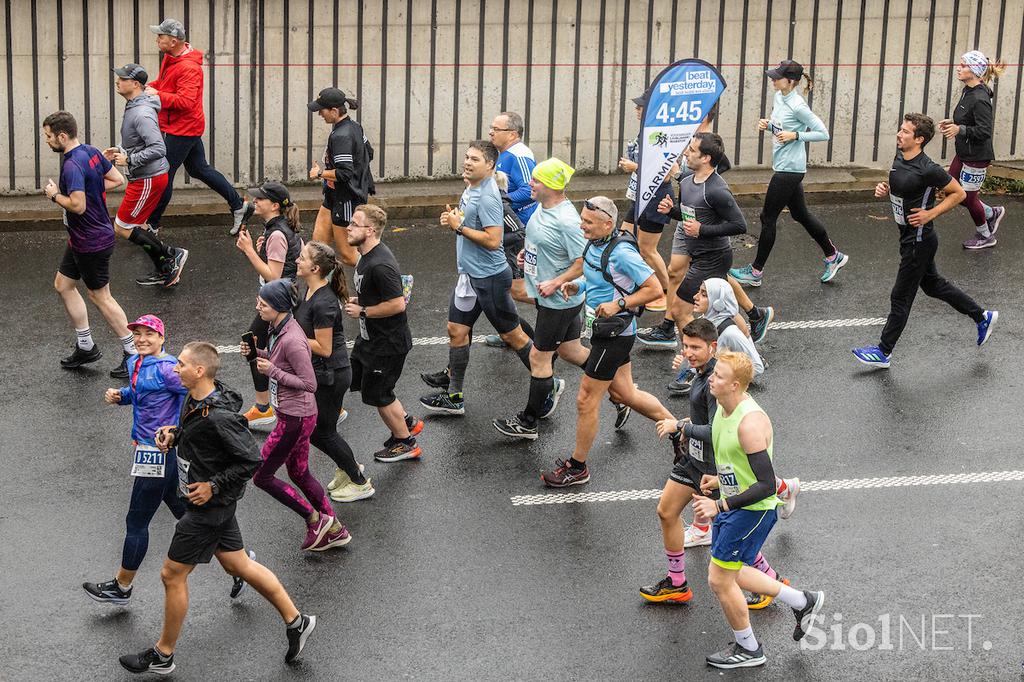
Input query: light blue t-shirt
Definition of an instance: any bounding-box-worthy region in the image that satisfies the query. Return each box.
[580,234,654,336]
[456,176,509,278]
[524,199,586,309]
[767,89,830,173]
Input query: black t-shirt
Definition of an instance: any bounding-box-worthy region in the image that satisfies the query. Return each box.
[352,243,412,358]
[294,285,350,374]
[887,151,952,231]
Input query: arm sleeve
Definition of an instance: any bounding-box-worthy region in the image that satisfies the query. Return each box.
[506,155,537,208]
[698,187,748,237]
[957,99,994,144]
[208,415,261,491]
[267,337,318,392]
[128,115,167,168]
[331,131,357,185]
[793,102,830,142]
[157,64,202,112]
[723,450,777,509]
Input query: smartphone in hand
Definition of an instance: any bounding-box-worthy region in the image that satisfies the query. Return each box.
[241,331,257,362]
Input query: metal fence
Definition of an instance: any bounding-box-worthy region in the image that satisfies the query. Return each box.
[2,0,1022,193]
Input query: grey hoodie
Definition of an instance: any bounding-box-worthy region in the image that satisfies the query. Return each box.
[120,93,168,181]
[703,277,765,378]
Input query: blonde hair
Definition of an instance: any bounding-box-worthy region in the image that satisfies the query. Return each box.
[494,170,510,192]
[799,74,814,96]
[982,59,1007,83]
[354,203,387,233]
[716,350,753,390]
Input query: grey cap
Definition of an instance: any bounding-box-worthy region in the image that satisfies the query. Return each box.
[113,63,149,86]
[149,18,186,40]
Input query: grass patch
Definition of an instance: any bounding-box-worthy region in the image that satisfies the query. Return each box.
[982,175,1024,195]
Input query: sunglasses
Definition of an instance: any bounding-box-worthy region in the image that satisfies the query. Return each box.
[583,200,613,219]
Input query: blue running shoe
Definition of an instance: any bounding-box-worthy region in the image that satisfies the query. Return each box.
[852,345,891,369]
[820,251,849,283]
[749,306,774,344]
[539,377,566,419]
[976,310,998,346]
[729,264,762,287]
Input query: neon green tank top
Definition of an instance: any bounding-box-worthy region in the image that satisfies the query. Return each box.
[711,395,778,511]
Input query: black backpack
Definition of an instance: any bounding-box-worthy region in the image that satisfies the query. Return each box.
[584,230,646,337]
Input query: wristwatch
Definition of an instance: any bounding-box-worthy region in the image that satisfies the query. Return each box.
[617,298,627,309]
[209,481,220,496]
[316,169,323,179]
[359,306,367,318]
[455,226,465,236]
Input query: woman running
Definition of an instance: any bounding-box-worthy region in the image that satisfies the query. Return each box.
[939,50,1007,250]
[244,278,351,551]
[295,241,375,502]
[731,59,848,287]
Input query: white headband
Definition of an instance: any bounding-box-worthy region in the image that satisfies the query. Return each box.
[962,50,989,78]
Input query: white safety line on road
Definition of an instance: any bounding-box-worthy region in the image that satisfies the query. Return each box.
[509,470,1024,506]
[214,317,885,355]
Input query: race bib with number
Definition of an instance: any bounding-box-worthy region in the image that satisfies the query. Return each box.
[131,444,166,478]
[359,316,369,341]
[269,378,279,408]
[176,456,191,496]
[679,204,696,223]
[626,173,638,201]
[890,195,906,225]
[718,463,741,498]
[688,438,705,463]
[523,242,538,277]
[959,163,987,192]
[769,120,783,145]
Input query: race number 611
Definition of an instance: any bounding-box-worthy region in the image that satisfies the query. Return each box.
[654,100,703,124]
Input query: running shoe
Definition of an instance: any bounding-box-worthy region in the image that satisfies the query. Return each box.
[135,270,167,287]
[83,578,132,605]
[963,232,996,249]
[977,310,998,346]
[337,408,349,424]
[749,306,774,344]
[374,440,422,462]
[285,614,317,662]
[792,590,826,641]
[244,404,277,427]
[330,478,376,502]
[110,350,131,379]
[60,344,102,369]
[667,367,695,394]
[684,524,712,548]
[230,549,256,598]
[612,400,632,429]
[705,642,766,669]
[419,391,465,415]
[746,577,790,610]
[484,334,508,348]
[302,514,334,551]
[540,458,590,487]
[406,414,425,436]
[146,223,160,238]
[639,576,693,603]
[230,201,254,236]
[420,367,451,389]
[493,415,539,440]
[538,377,566,419]
[852,345,891,369]
[778,477,801,520]
[327,463,364,492]
[986,206,1005,236]
[820,251,849,283]
[163,247,189,287]
[119,648,175,675]
[646,295,668,312]
[310,523,351,551]
[637,323,678,348]
[729,264,762,287]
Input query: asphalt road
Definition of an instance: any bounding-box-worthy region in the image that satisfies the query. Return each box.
[1,196,1022,681]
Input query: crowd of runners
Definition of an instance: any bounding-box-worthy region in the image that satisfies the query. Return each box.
[41,18,1007,674]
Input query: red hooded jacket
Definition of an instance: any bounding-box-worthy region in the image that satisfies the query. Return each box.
[149,44,206,137]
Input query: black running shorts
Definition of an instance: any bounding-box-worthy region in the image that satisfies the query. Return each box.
[447,269,520,334]
[167,504,244,565]
[350,352,407,407]
[584,334,634,381]
[58,245,114,291]
[533,303,583,352]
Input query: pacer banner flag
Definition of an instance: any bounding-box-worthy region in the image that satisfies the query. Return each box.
[634,59,727,219]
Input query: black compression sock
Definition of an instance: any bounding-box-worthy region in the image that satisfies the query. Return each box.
[520,317,536,340]
[128,226,172,267]
[746,306,763,321]
[568,457,587,471]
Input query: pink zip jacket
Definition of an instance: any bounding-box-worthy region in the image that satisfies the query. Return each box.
[257,315,318,417]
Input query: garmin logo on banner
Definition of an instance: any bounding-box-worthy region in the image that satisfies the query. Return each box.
[640,153,678,202]
[659,70,717,95]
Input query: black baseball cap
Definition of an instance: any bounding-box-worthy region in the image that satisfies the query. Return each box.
[308,87,358,112]
[632,91,649,107]
[766,59,804,80]
[248,181,292,206]
[113,63,149,86]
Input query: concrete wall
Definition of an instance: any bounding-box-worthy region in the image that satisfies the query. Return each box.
[1,0,1022,193]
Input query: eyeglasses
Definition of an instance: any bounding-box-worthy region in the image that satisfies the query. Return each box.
[488,126,513,132]
[583,200,613,219]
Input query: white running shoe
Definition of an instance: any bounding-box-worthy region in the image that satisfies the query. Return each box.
[684,524,712,548]
[326,463,365,492]
[330,479,376,503]
[779,477,801,520]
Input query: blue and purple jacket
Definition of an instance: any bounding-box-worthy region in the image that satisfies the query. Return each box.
[117,352,188,445]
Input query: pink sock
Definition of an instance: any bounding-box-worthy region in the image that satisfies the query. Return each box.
[752,552,778,580]
[666,550,686,586]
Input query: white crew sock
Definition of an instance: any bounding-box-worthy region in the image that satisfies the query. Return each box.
[120,334,137,354]
[733,626,759,652]
[776,583,808,610]
[76,327,95,350]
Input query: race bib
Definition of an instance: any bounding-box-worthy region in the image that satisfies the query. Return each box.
[769,120,784,146]
[718,463,741,498]
[679,204,696,223]
[626,173,638,201]
[62,209,69,227]
[688,438,704,463]
[523,242,538,277]
[131,444,165,478]
[359,316,369,341]
[176,456,191,496]
[959,163,987,192]
[269,378,279,408]
[890,195,906,225]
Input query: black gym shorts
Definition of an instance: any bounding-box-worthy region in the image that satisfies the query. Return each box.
[350,352,408,407]
[167,503,245,565]
[533,303,583,352]
[322,187,354,227]
[58,245,114,290]
[584,334,634,381]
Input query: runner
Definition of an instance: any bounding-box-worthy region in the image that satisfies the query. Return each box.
[420,141,559,417]
[938,50,1008,249]
[540,196,674,487]
[234,181,303,426]
[490,111,538,224]
[42,110,138,380]
[104,64,188,287]
[295,241,373,501]
[693,279,765,378]
[119,342,316,674]
[83,315,248,605]
[144,19,250,235]
[243,279,350,551]
[308,87,370,265]
[344,205,424,462]
[693,351,825,669]
[854,113,998,368]
[730,60,849,287]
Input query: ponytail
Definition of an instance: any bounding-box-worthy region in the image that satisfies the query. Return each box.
[983,59,1007,84]
[305,240,349,301]
[801,74,814,96]
[283,203,302,235]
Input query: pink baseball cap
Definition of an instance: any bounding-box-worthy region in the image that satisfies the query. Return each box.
[127,314,165,336]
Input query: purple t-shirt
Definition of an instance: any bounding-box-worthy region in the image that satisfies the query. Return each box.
[59,144,115,253]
